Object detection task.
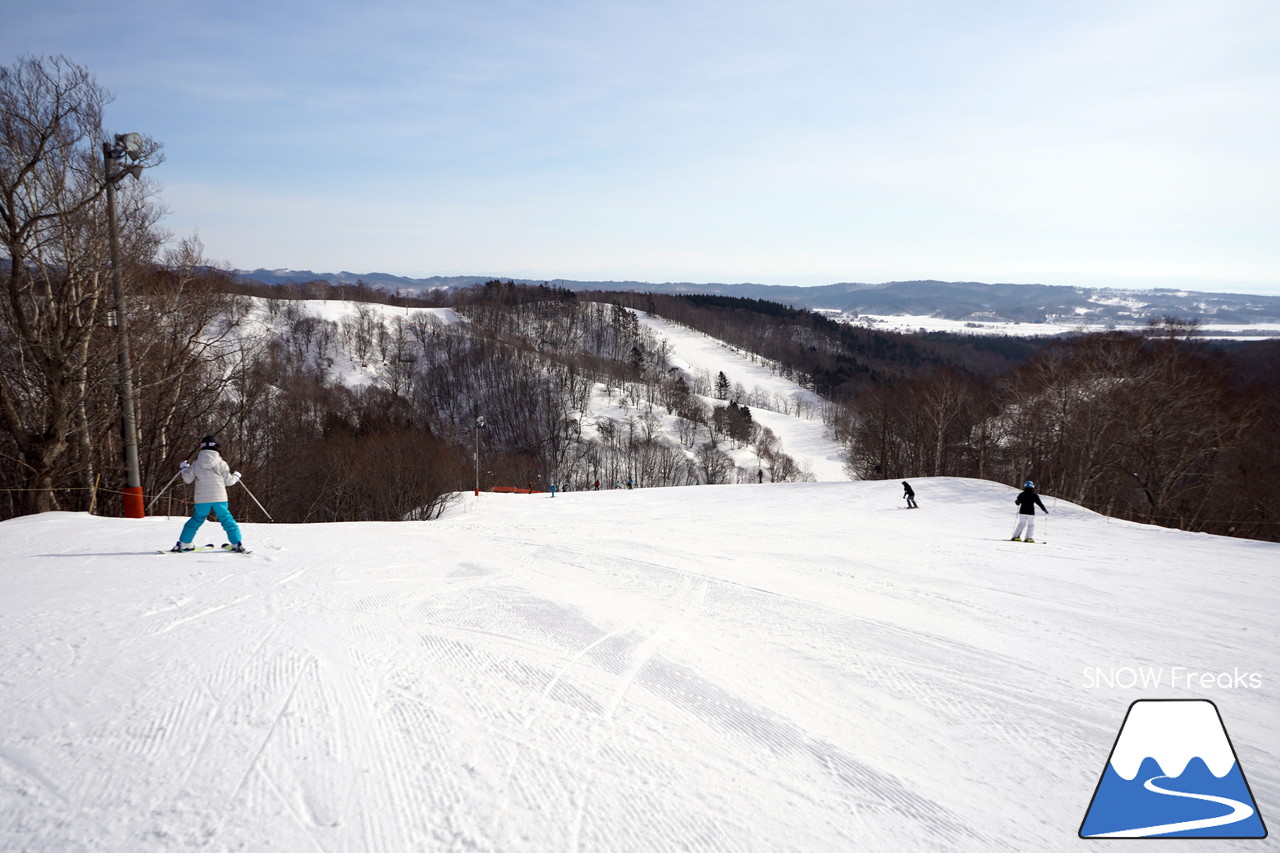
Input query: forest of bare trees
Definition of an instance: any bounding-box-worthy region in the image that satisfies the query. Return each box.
[835,322,1279,541]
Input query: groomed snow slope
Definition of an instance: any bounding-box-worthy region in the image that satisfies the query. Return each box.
[1,479,1275,851]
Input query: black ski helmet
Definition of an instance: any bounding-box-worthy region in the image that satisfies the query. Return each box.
[200,435,220,451]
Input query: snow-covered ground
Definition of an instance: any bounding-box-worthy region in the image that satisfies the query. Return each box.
[2,478,1275,850]
[287,301,460,327]
[244,300,462,389]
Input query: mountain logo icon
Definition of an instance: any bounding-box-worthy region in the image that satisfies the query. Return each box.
[1080,699,1267,838]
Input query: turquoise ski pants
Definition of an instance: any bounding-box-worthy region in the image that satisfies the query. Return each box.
[180,501,241,545]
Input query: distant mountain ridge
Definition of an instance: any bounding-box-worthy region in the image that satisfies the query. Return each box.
[232,268,1280,326]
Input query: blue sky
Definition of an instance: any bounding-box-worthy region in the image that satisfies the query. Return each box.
[5,0,1279,292]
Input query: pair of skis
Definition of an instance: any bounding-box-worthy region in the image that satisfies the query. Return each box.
[158,543,253,554]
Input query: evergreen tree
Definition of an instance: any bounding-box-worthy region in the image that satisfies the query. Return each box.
[715,371,731,400]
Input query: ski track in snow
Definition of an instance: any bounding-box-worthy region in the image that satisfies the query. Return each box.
[1,480,1277,851]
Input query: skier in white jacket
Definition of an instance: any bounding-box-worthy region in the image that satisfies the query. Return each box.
[171,435,247,552]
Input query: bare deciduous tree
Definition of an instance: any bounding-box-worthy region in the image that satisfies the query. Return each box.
[1,55,163,514]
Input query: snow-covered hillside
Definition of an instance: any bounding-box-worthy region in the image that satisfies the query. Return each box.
[238,298,849,483]
[2,478,1275,850]
[633,313,846,481]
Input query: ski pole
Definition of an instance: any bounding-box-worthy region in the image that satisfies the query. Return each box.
[238,478,275,522]
[146,463,188,513]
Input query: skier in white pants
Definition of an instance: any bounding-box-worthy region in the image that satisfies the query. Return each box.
[1012,480,1047,542]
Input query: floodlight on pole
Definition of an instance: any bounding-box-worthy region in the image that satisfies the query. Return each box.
[103,133,149,518]
[116,132,144,160]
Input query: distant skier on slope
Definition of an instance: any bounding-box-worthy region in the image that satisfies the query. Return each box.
[1011,480,1048,542]
[902,481,917,509]
[171,435,247,553]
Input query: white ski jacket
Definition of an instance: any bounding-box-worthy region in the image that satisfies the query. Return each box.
[182,449,240,503]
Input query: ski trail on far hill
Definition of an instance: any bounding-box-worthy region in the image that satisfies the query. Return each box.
[634,312,848,480]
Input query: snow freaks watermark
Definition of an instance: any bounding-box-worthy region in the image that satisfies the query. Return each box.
[1082,666,1263,691]
[1079,700,1267,838]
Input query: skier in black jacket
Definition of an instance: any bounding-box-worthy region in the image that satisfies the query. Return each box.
[1012,480,1047,542]
[902,481,917,508]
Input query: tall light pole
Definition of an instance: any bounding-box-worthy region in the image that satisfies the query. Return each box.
[103,133,147,518]
[474,415,486,496]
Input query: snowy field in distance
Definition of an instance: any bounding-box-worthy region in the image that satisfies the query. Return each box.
[833,312,1280,340]
[2,478,1276,851]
